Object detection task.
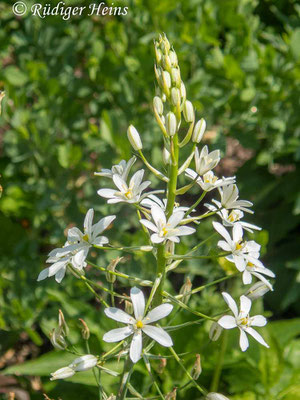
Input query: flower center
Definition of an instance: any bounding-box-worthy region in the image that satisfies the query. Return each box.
[162,227,168,236]
[82,234,89,242]
[235,240,245,251]
[247,262,255,268]
[240,317,249,325]
[228,211,240,222]
[124,189,133,199]
[136,320,144,329]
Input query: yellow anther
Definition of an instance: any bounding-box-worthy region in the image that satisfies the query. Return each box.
[125,189,133,199]
[241,318,248,325]
[235,241,244,250]
[247,262,254,268]
[136,320,144,329]
[82,234,89,242]
[162,227,168,236]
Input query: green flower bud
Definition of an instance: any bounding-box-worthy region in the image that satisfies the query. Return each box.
[183,100,194,123]
[166,112,177,137]
[127,125,142,151]
[163,148,171,165]
[153,96,163,115]
[192,118,206,143]
[171,87,181,107]
[171,68,181,87]
[162,70,171,90]
[169,50,178,67]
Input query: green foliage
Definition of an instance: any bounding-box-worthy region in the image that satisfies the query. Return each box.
[0,0,299,398]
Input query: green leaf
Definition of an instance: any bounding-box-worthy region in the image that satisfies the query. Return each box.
[4,66,28,86]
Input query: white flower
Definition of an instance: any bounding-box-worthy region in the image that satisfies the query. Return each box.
[194,146,220,176]
[38,209,115,282]
[213,184,253,214]
[206,393,230,400]
[245,281,273,300]
[98,169,151,204]
[213,222,261,272]
[242,260,275,286]
[67,208,116,269]
[94,156,136,180]
[185,168,235,192]
[50,355,98,381]
[140,205,196,244]
[50,366,75,381]
[37,244,82,283]
[141,194,192,214]
[205,204,260,233]
[103,287,173,363]
[69,355,98,372]
[218,292,269,351]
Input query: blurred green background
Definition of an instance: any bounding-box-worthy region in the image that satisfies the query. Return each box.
[0,0,299,399]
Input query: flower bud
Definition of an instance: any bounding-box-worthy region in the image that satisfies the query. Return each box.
[125,299,133,315]
[140,246,153,252]
[209,322,223,341]
[154,46,163,65]
[153,96,163,115]
[106,257,122,283]
[171,68,181,87]
[166,112,177,137]
[157,357,167,374]
[50,366,75,381]
[70,355,98,372]
[58,309,69,336]
[165,388,177,400]
[180,82,186,99]
[163,148,171,165]
[154,65,162,85]
[191,354,202,379]
[245,281,273,300]
[162,54,172,71]
[206,393,230,400]
[162,71,171,90]
[107,396,116,400]
[179,277,192,305]
[169,50,178,67]
[171,87,181,107]
[161,35,170,53]
[50,328,67,350]
[127,125,142,151]
[183,100,194,123]
[79,318,90,340]
[192,118,206,143]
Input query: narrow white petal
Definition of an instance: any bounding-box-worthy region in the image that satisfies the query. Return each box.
[168,211,185,229]
[232,223,243,243]
[234,255,246,272]
[239,295,252,315]
[113,174,127,192]
[93,236,109,246]
[222,292,238,317]
[217,240,232,252]
[68,227,83,242]
[130,331,143,363]
[251,315,267,327]
[84,209,94,237]
[143,304,173,324]
[242,270,252,285]
[167,236,180,243]
[55,268,66,283]
[151,205,166,227]
[97,188,116,198]
[92,215,116,237]
[213,222,232,244]
[130,287,145,320]
[239,329,249,351]
[139,219,158,232]
[37,267,50,281]
[245,327,269,348]
[103,326,133,342]
[129,170,144,190]
[151,233,165,243]
[104,308,134,324]
[218,315,237,329]
[176,226,196,236]
[142,325,173,347]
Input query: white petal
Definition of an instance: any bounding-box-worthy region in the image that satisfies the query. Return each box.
[97,188,116,198]
[129,169,144,190]
[92,215,116,238]
[234,255,246,272]
[151,233,165,243]
[37,267,50,281]
[93,236,109,246]
[104,307,134,324]
[167,236,180,243]
[242,270,252,285]
[213,222,232,244]
[151,205,166,227]
[232,223,243,243]
[217,240,232,252]
[176,226,196,236]
[251,315,267,327]
[73,247,89,268]
[143,304,173,324]
[168,211,185,229]
[245,327,269,348]
[68,227,83,242]
[130,287,145,320]
[113,174,127,192]
[130,331,143,363]
[218,315,237,329]
[103,326,133,342]
[84,209,94,237]
[239,329,249,351]
[239,295,252,316]
[48,260,68,277]
[222,292,238,317]
[142,325,173,347]
[55,268,66,283]
[139,219,158,233]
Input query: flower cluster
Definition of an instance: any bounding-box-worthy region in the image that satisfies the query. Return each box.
[37,34,275,399]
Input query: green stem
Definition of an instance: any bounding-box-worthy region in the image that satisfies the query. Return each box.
[152,244,166,306]
[184,190,207,218]
[210,330,228,392]
[116,357,134,400]
[165,134,179,217]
